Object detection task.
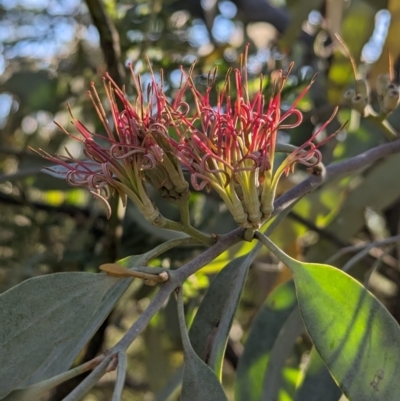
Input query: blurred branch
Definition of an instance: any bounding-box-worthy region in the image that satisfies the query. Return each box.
[84,0,125,258]
[84,0,125,85]
[326,235,400,270]
[0,190,104,219]
[0,167,43,184]
[274,139,400,215]
[289,210,399,275]
[83,0,125,261]
[173,0,313,45]
[288,211,347,248]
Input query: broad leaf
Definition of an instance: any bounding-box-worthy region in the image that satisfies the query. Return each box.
[21,278,131,387]
[235,280,301,401]
[262,235,400,401]
[0,272,122,398]
[181,351,228,401]
[177,291,228,401]
[189,253,250,377]
[294,347,342,401]
[262,308,303,401]
[20,253,152,387]
[293,263,400,400]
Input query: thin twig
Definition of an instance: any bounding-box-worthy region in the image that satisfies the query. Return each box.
[327,235,400,263]
[112,352,127,401]
[15,355,105,396]
[50,9,125,394]
[111,281,177,352]
[274,139,400,216]
[174,229,244,282]
[364,251,389,289]
[288,211,348,248]
[326,234,400,267]
[340,238,400,273]
[177,198,191,227]
[62,354,115,401]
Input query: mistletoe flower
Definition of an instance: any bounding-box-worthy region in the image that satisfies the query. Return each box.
[37,52,341,232]
[167,53,341,229]
[37,65,188,222]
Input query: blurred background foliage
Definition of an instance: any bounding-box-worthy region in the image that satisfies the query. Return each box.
[2,0,400,400]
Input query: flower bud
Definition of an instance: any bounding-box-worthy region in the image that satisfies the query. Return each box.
[346,79,369,114]
[382,85,399,114]
[376,74,391,98]
[343,89,355,105]
[351,93,368,114]
[356,79,369,100]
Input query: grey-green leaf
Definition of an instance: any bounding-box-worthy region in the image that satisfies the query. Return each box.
[21,253,154,387]
[235,280,300,401]
[262,307,304,401]
[21,277,132,387]
[177,290,228,401]
[189,253,250,377]
[260,233,400,401]
[181,352,228,401]
[0,272,121,398]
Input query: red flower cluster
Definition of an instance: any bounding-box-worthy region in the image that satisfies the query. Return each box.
[38,50,339,228]
[37,66,187,223]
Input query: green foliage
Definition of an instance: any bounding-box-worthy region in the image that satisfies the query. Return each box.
[189,254,250,378]
[21,276,132,388]
[177,290,228,401]
[3,0,400,400]
[260,233,400,401]
[0,272,122,398]
[294,262,400,400]
[235,281,300,401]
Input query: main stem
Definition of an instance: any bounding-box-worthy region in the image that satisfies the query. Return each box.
[112,227,243,352]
